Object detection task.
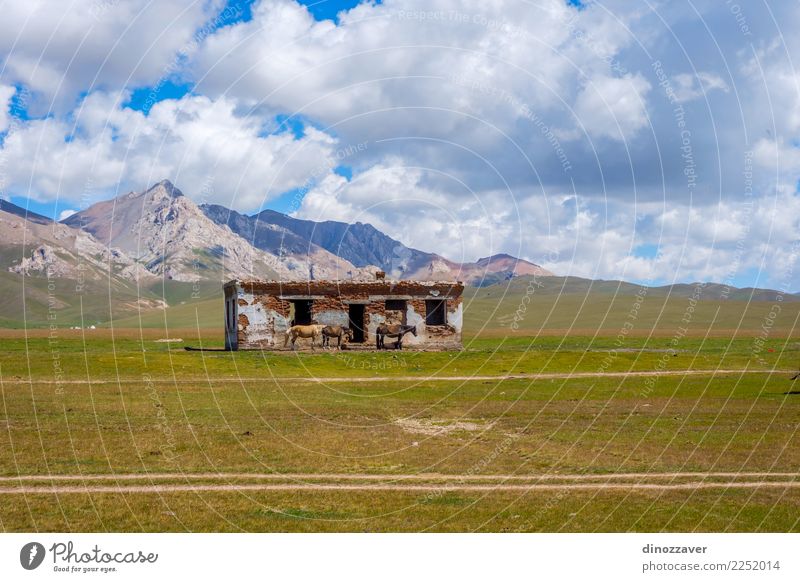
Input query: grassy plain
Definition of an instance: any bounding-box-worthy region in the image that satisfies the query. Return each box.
[1,278,799,531]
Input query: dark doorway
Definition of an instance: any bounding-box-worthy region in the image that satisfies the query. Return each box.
[349,304,366,343]
[425,299,447,326]
[292,300,313,325]
[385,299,407,324]
[226,298,234,330]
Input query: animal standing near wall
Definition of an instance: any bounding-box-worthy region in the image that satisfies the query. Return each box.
[376,324,417,350]
[321,325,353,349]
[284,324,325,350]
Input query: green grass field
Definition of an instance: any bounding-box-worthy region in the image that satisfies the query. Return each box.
[1,279,799,532]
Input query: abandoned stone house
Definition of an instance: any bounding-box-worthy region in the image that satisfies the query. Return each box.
[223,278,464,350]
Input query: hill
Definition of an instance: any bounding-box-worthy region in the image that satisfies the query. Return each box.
[467,275,799,337]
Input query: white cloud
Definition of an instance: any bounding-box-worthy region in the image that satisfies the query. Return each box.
[515,190,800,287]
[670,72,730,103]
[0,85,16,133]
[752,137,800,175]
[189,0,643,142]
[0,0,224,113]
[296,161,515,263]
[574,74,652,141]
[58,209,76,221]
[0,91,339,210]
[740,38,800,134]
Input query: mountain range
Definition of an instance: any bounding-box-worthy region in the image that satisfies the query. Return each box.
[0,179,552,325]
[8,178,793,329]
[201,203,552,284]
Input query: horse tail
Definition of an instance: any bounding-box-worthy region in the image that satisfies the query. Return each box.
[284,327,292,347]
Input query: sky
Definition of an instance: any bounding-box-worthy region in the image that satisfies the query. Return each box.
[1,0,799,289]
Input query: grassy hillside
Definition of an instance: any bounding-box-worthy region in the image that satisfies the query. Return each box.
[0,268,221,329]
[108,296,220,329]
[465,276,799,338]
[0,270,146,328]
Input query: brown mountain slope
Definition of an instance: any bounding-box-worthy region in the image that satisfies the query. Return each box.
[1,204,148,282]
[64,180,364,282]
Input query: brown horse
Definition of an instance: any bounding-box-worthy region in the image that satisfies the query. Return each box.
[284,324,325,350]
[376,323,417,350]
[321,325,353,349]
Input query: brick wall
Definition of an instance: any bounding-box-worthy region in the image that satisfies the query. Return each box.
[228,279,464,350]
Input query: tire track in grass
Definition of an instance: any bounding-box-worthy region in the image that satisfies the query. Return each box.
[0,471,798,494]
[4,368,793,385]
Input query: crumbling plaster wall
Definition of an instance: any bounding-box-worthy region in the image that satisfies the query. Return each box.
[229,280,463,350]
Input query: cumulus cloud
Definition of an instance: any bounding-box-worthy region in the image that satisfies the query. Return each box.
[516,189,800,287]
[189,0,651,154]
[0,91,339,210]
[574,74,652,141]
[670,72,730,103]
[0,85,16,133]
[0,0,223,113]
[296,161,512,262]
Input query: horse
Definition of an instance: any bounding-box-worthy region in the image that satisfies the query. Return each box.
[321,325,353,349]
[284,324,325,350]
[376,323,417,350]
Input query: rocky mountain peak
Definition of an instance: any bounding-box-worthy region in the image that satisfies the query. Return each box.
[62,180,363,282]
[476,253,516,264]
[142,179,184,203]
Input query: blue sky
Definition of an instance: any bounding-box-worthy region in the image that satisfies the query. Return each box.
[1,0,800,289]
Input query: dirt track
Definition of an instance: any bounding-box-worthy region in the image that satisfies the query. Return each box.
[1,472,798,494]
[2,471,799,481]
[3,368,789,385]
[3,483,800,493]
[298,369,787,383]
